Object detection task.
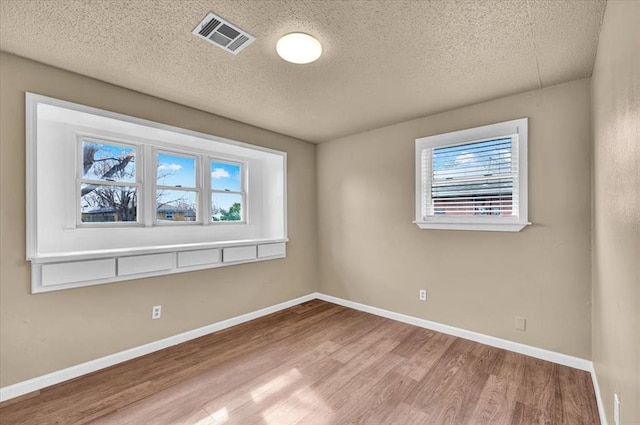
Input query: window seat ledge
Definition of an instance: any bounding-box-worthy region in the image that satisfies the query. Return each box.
[29,239,288,293]
[414,222,530,232]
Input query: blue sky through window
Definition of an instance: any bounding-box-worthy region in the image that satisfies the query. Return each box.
[211,161,241,192]
[432,138,512,180]
[157,153,196,188]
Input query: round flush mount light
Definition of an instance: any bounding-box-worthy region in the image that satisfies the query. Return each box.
[276,32,322,64]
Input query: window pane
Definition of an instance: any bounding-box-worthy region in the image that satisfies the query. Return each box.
[431,138,514,217]
[82,141,135,183]
[212,193,242,222]
[433,138,512,180]
[433,195,514,216]
[432,177,514,197]
[81,184,137,222]
[157,153,196,188]
[211,161,241,192]
[156,190,197,222]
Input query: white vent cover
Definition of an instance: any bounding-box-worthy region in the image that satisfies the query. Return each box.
[192,12,255,55]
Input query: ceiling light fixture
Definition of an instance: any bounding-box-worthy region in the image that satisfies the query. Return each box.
[276,33,322,64]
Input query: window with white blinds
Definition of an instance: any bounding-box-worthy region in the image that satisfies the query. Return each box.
[415,118,528,232]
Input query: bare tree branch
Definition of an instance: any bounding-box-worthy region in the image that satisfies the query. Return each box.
[81,153,135,196]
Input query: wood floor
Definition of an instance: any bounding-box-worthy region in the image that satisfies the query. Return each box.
[0,300,599,425]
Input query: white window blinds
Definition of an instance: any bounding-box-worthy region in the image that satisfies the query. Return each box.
[415,117,528,232]
[422,136,519,218]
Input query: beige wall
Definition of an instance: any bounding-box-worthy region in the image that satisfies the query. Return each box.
[591,1,640,423]
[318,79,592,359]
[0,53,318,387]
[3,7,638,412]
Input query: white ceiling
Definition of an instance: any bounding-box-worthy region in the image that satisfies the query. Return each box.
[0,0,606,143]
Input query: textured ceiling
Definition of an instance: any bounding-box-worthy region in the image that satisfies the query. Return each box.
[0,0,606,143]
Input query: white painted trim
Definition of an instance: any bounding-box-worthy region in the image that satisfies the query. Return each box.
[1,290,607,423]
[315,293,592,371]
[0,293,315,403]
[31,241,288,294]
[590,363,609,425]
[25,92,288,293]
[414,222,529,232]
[25,93,39,265]
[31,238,289,264]
[415,118,529,232]
[25,93,286,157]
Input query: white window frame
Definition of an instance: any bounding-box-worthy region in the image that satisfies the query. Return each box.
[26,93,288,293]
[153,149,202,226]
[210,158,247,224]
[77,135,142,227]
[415,118,529,232]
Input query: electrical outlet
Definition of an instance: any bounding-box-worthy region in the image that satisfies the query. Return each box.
[515,316,526,331]
[614,393,620,425]
[152,305,162,320]
[419,289,427,301]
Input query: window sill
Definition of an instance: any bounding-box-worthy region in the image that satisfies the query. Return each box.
[29,238,287,263]
[30,239,288,294]
[414,222,530,232]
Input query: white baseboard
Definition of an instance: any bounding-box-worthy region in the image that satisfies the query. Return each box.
[0,293,316,403]
[315,293,608,423]
[315,293,592,371]
[0,290,607,425]
[590,363,609,425]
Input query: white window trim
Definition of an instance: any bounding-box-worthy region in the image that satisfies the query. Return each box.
[153,149,202,226]
[415,118,529,232]
[77,135,143,227]
[26,93,288,293]
[209,157,247,224]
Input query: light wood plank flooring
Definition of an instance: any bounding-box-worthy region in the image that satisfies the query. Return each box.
[0,300,600,424]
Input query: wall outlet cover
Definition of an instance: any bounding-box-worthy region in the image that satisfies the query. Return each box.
[152,305,162,320]
[419,289,427,301]
[515,316,526,331]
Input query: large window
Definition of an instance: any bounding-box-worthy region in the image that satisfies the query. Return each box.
[415,118,528,232]
[78,144,245,227]
[27,93,287,293]
[80,139,139,224]
[156,152,199,224]
[211,160,245,222]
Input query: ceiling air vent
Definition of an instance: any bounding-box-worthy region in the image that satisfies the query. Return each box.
[192,12,255,55]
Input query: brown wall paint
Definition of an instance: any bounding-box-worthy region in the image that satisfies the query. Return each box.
[317,79,593,359]
[0,53,318,387]
[591,1,640,423]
